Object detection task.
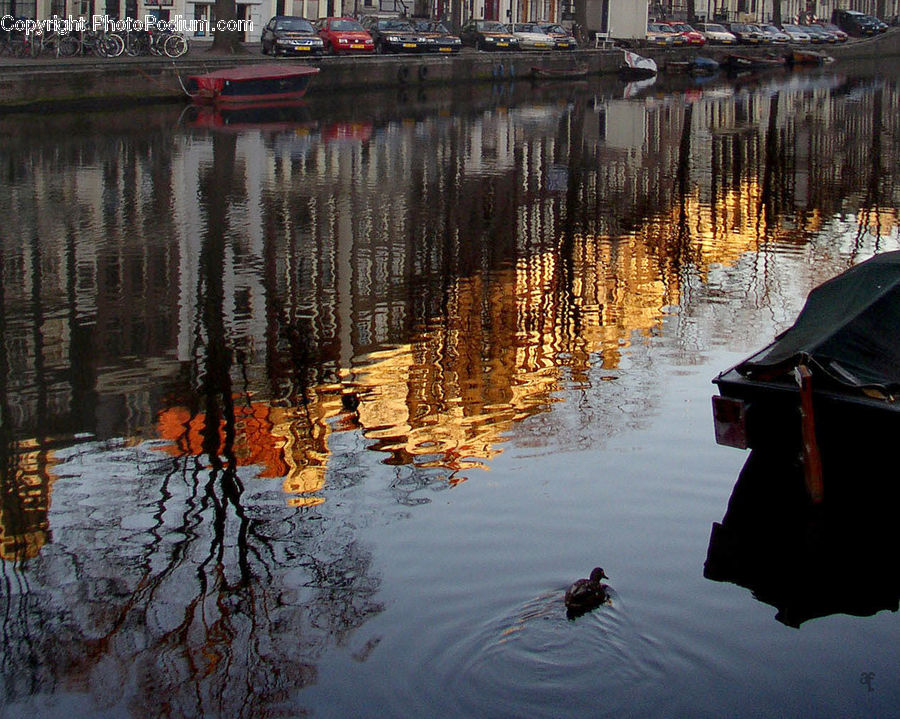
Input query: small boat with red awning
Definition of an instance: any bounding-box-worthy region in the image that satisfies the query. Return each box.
[186,64,320,105]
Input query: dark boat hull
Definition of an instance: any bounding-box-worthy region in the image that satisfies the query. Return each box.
[530,66,589,80]
[187,64,320,105]
[712,365,900,451]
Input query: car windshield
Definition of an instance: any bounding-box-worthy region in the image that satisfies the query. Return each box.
[542,24,566,33]
[704,24,727,32]
[763,25,781,32]
[672,24,692,31]
[432,22,450,33]
[515,24,544,32]
[477,21,507,32]
[332,19,363,31]
[275,18,314,32]
[379,19,413,30]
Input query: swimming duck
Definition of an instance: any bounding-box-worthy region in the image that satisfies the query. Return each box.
[564,567,609,616]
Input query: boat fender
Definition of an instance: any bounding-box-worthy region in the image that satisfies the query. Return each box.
[497,63,504,78]
[398,65,409,84]
[418,64,428,81]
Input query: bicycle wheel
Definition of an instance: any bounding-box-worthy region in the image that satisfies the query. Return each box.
[106,33,125,57]
[164,33,188,58]
[58,35,81,57]
[9,38,28,56]
[149,34,164,55]
[125,33,146,56]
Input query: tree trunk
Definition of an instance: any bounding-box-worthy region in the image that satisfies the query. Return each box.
[772,1,782,27]
[686,0,696,23]
[210,0,243,53]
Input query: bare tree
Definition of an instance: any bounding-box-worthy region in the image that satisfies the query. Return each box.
[210,0,244,53]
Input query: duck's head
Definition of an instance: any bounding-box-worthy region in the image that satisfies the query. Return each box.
[589,567,608,583]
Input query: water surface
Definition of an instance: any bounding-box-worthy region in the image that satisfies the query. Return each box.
[1,63,899,718]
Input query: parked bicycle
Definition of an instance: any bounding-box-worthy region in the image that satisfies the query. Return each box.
[75,28,126,57]
[29,28,81,57]
[124,28,189,58]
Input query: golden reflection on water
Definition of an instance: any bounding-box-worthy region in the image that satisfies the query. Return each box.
[1,72,899,539]
[0,442,59,562]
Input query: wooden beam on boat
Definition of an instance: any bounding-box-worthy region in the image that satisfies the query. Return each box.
[795,364,824,503]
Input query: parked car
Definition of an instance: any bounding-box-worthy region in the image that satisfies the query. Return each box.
[360,16,429,53]
[802,24,835,42]
[816,22,848,42]
[646,22,675,46]
[316,16,374,54]
[261,16,325,56]
[412,20,462,52]
[831,8,881,37]
[459,19,520,50]
[537,22,578,49]
[507,22,554,50]
[666,21,706,46]
[758,24,791,43]
[697,22,737,44]
[728,22,764,43]
[748,24,774,42]
[780,24,812,43]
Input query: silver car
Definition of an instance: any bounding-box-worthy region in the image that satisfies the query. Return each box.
[758,24,791,43]
[781,24,812,42]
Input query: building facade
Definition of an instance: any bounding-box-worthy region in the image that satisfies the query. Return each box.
[0,0,895,46]
[650,0,900,23]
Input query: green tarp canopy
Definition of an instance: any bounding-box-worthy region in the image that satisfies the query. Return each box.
[737,251,900,394]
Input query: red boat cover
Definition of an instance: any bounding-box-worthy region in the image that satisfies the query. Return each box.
[189,64,319,97]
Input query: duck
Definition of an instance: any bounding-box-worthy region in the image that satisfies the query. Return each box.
[564,567,609,616]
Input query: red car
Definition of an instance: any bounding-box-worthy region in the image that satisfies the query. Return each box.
[316,16,375,54]
[666,21,706,46]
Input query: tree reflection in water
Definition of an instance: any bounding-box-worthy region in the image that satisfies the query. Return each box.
[0,133,383,719]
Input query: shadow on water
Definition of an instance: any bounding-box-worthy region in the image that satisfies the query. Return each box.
[704,445,900,628]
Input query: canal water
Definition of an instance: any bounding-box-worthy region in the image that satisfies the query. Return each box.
[1,61,899,718]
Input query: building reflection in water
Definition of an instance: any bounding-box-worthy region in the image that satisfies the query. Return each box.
[0,72,898,714]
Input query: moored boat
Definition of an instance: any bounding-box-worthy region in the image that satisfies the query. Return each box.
[712,252,900,483]
[186,64,320,105]
[787,49,833,65]
[618,50,658,80]
[530,65,589,80]
[720,53,785,71]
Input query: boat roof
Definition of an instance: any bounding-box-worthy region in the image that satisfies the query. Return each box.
[737,251,900,394]
[190,64,320,82]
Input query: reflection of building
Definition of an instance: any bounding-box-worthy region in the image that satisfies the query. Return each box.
[0,442,58,561]
[2,77,899,525]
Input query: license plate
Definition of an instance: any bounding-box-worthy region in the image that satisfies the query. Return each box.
[439,46,452,51]
[350,43,365,48]
[497,41,508,46]
[402,42,416,48]
[296,46,310,50]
